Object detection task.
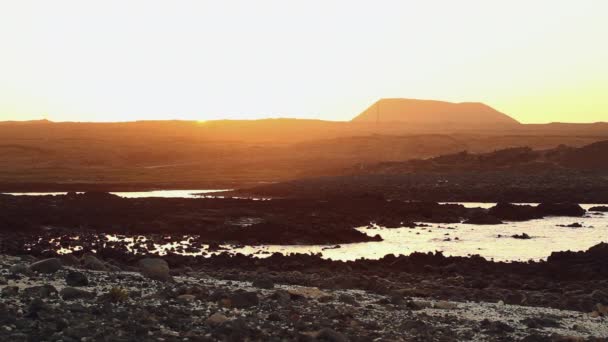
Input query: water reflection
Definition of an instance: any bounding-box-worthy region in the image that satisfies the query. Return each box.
[45,204,608,263]
[3,189,230,198]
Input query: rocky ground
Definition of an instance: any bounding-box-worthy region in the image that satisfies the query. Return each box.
[2,254,608,342]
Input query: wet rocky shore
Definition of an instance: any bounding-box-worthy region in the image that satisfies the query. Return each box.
[2,248,608,342]
[2,192,608,340]
[0,192,589,246]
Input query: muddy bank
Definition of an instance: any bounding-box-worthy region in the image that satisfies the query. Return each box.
[0,192,587,245]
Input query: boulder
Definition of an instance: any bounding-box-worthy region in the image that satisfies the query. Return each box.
[82,254,108,271]
[137,258,171,281]
[65,271,89,287]
[59,254,80,266]
[488,203,540,221]
[536,203,585,217]
[463,212,503,225]
[29,258,62,274]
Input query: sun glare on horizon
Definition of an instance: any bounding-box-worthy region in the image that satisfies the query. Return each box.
[0,0,607,123]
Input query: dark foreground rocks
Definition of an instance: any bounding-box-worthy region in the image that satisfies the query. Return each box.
[1,253,607,341]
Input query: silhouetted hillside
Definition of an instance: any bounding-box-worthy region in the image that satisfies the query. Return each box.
[352,98,520,127]
[349,140,608,174]
[0,99,607,190]
[235,140,608,202]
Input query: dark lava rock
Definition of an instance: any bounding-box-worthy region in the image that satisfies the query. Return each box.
[29,258,62,274]
[315,328,348,342]
[338,293,358,305]
[26,298,52,318]
[9,263,30,275]
[271,289,291,306]
[59,253,80,266]
[520,316,561,329]
[536,203,585,217]
[489,203,540,221]
[589,206,608,212]
[65,271,89,287]
[252,278,275,289]
[228,290,259,308]
[480,319,515,333]
[82,254,108,271]
[60,287,96,300]
[558,222,583,228]
[512,233,532,239]
[1,286,19,297]
[463,212,503,225]
[23,285,58,298]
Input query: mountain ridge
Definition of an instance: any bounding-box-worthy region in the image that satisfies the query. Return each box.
[352,98,520,126]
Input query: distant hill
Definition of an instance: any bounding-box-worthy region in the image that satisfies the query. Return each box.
[234,140,608,202]
[352,98,520,127]
[347,140,608,174]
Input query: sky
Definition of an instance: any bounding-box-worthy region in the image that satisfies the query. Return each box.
[0,0,607,123]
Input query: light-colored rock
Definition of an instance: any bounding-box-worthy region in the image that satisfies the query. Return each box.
[206,312,229,326]
[137,258,170,281]
[177,294,196,302]
[434,300,458,310]
[287,287,330,299]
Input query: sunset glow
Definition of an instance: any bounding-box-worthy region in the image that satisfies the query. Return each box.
[0,0,606,123]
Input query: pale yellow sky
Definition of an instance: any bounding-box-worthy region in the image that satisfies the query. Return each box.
[0,0,607,123]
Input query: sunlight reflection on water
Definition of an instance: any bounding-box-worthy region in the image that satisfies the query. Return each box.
[48,203,608,263]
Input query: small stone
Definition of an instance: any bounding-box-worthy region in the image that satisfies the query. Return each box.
[1,286,19,297]
[267,312,282,321]
[434,300,458,309]
[23,285,58,298]
[338,294,357,305]
[137,258,171,281]
[65,271,89,287]
[271,289,291,306]
[176,294,196,302]
[252,278,275,289]
[9,263,30,275]
[60,287,96,300]
[228,291,259,308]
[206,312,229,326]
[29,258,62,274]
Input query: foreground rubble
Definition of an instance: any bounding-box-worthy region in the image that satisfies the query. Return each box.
[1,254,607,341]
